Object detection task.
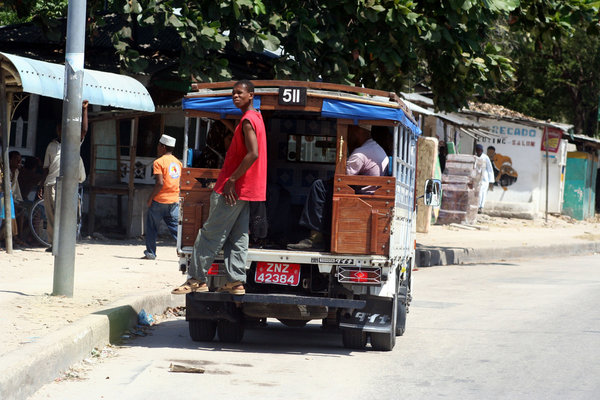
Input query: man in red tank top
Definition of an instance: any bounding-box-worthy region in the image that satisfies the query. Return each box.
[172,80,267,295]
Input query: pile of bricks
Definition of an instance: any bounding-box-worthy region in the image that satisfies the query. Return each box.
[437,154,485,225]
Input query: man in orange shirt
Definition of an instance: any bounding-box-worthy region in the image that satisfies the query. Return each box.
[143,134,182,260]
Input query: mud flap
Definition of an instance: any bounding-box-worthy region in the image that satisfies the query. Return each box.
[338,296,393,333]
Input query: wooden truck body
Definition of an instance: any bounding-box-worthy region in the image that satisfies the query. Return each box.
[177,81,421,350]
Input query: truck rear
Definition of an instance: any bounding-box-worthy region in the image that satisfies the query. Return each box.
[177,81,424,350]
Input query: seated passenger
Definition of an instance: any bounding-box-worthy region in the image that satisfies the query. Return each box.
[287,124,388,251]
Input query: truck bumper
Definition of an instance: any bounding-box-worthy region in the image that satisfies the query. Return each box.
[185,292,367,322]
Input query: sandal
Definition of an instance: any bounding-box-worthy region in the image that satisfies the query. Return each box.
[171,278,208,295]
[217,281,245,295]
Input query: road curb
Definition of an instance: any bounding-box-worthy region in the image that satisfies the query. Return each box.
[0,291,184,400]
[416,241,600,267]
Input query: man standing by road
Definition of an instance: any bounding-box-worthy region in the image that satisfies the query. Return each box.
[172,80,267,296]
[475,143,494,213]
[143,134,182,260]
[40,100,88,253]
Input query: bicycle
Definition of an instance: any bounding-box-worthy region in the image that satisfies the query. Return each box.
[29,187,83,247]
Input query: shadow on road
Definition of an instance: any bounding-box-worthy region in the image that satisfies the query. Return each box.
[123,318,369,357]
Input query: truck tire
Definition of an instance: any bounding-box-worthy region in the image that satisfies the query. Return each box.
[189,319,217,342]
[278,319,309,328]
[370,331,396,351]
[342,329,367,349]
[396,300,407,336]
[217,320,245,343]
[371,294,397,351]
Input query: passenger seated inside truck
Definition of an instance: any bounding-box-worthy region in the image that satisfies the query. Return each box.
[286,124,389,251]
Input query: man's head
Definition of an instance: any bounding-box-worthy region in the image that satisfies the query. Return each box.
[158,134,176,155]
[232,80,255,111]
[9,151,21,170]
[348,124,371,153]
[487,146,496,157]
[475,143,483,156]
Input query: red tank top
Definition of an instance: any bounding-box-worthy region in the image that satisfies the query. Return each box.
[214,110,267,201]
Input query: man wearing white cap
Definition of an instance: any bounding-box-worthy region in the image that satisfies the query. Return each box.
[143,134,182,260]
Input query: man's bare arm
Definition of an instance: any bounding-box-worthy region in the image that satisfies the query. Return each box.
[222,120,259,205]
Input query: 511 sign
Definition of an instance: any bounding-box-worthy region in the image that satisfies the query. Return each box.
[278,87,307,106]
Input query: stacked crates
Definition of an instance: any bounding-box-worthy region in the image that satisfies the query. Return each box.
[437,154,484,225]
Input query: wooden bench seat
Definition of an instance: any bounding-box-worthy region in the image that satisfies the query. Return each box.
[331,174,396,256]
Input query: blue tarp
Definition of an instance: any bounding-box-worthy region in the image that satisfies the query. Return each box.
[321,99,421,136]
[182,96,262,118]
[183,95,421,136]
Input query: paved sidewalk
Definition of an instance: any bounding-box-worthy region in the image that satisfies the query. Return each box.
[0,238,186,400]
[1,214,599,399]
[416,214,600,266]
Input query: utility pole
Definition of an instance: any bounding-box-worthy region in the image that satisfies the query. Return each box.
[544,127,549,224]
[53,0,87,297]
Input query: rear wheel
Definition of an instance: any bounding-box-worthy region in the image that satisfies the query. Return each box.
[188,319,217,342]
[342,329,367,349]
[217,320,245,343]
[396,300,407,336]
[371,295,397,351]
[29,199,50,247]
[370,331,396,351]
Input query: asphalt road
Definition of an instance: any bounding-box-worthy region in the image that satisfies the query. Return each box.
[29,255,600,400]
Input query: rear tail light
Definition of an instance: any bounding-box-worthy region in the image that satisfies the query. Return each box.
[337,266,381,284]
[207,263,222,276]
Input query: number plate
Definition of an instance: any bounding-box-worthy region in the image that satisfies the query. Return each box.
[278,87,307,106]
[255,262,301,286]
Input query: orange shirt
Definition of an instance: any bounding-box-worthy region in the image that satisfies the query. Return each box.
[152,154,182,204]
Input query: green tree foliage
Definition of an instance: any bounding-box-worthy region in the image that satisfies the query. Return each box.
[1,0,598,117]
[484,1,600,135]
[108,0,520,111]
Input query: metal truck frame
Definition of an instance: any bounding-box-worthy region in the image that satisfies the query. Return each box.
[177,81,423,351]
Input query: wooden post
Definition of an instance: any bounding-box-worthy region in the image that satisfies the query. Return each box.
[335,123,348,175]
[127,117,138,237]
[415,136,438,233]
[1,70,14,253]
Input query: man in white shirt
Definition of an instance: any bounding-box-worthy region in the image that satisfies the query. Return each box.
[475,143,495,213]
[288,124,389,251]
[40,101,88,252]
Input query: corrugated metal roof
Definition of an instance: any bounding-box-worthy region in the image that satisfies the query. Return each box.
[402,95,497,139]
[0,52,154,112]
[571,133,600,148]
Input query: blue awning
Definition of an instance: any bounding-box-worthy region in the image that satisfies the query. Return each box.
[321,99,421,136]
[183,94,420,136]
[183,96,261,118]
[0,52,155,112]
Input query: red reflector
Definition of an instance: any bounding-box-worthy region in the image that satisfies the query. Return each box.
[207,263,219,275]
[351,271,369,282]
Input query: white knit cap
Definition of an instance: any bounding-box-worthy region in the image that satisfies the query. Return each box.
[358,124,372,132]
[159,134,176,147]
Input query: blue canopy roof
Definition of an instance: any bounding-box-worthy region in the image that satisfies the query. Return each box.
[183,96,262,118]
[0,52,155,112]
[321,99,421,136]
[183,95,421,136]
